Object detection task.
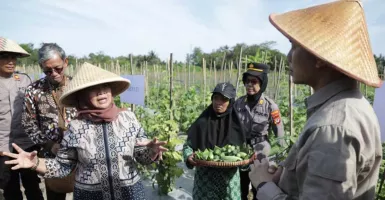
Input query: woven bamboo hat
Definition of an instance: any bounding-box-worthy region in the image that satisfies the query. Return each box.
[269,0,382,88]
[60,62,131,107]
[0,37,30,57]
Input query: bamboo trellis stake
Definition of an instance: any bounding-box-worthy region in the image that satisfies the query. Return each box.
[169,53,174,121]
[129,54,135,112]
[203,58,207,107]
[289,75,294,137]
[235,47,243,95]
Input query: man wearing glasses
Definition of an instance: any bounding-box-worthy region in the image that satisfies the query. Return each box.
[0,37,44,200]
[233,62,285,200]
[22,43,76,200]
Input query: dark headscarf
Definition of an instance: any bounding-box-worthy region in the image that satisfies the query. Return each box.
[242,63,269,102]
[187,83,246,151]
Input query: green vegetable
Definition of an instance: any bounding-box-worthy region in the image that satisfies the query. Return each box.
[221,155,242,162]
[209,152,214,161]
[193,144,253,162]
[237,152,248,159]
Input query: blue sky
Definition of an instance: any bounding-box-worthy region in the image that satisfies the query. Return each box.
[1,0,384,61]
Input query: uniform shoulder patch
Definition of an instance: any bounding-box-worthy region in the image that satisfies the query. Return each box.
[271,110,281,125]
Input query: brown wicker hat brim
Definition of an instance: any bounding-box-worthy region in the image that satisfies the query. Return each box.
[269,0,382,88]
[60,78,130,107]
[0,51,30,58]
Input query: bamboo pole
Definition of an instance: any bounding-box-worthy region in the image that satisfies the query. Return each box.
[214,60,217,85]
[222,62,227,82]
[169,53,174,121]
[144,61,148,97]
[244,55,248,72]
[193,63,195,85]
[129,54,135,112]
[229,61,233,83]
[185,63,187,90]
[289,75,294,138]
[209,60,213,88]
[221,52,226,82]
[275,57,284,101]
[188,54,191,88]
[203,58,207,107]
[235,47,243,95]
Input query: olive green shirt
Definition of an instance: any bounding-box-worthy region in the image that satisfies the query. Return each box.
[257,78,382,200]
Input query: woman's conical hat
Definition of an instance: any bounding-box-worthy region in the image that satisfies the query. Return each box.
[60,62,131,107]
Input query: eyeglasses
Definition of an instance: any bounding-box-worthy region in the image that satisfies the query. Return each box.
[43,66,64,76]
[244,79,259,85]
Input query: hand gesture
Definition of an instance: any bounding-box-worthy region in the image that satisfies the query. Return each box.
[248,153,274,188]
[0,143,38,170]
[267,163,283,184]
[136,138,168,160]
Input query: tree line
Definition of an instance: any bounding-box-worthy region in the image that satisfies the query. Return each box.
[17,42,385,74]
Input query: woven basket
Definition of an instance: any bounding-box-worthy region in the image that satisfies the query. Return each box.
[193,154,256,168]
[44,169,76,193]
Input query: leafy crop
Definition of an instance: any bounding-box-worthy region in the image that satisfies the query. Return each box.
[194,144,254,162]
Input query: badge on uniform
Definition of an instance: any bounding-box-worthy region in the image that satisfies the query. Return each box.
[259,99,264,105]
[271,110,281,125]
[14,74,20,81]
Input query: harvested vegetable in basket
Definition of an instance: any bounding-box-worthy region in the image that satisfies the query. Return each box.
[194,144,254,162]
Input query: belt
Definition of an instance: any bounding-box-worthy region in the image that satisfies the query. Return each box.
[250,135,267,145]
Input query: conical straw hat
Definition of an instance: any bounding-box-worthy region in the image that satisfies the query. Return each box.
[60,62,131,107]
[269,0,382,88]
[0,37,30,57]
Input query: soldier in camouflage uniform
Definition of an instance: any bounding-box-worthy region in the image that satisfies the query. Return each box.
[233,62,284,200]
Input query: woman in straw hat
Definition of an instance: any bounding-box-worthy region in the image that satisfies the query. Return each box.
[1,62,168,200]
[248,1,382,200]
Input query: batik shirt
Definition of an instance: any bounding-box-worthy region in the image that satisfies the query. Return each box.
[22,77,77,146]
[44,111,154,200]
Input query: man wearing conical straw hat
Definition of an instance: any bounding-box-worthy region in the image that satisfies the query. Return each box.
[0,37,44,200]
[248,1,382,200]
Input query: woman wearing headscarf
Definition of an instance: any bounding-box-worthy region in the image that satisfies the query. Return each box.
[233,62,285,200]
[183,82,246,200]
[1,62,168,200]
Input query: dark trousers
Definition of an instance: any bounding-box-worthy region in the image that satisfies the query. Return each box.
[46,186,66,200]
[240,170,257,200]
[1,146,44,200]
